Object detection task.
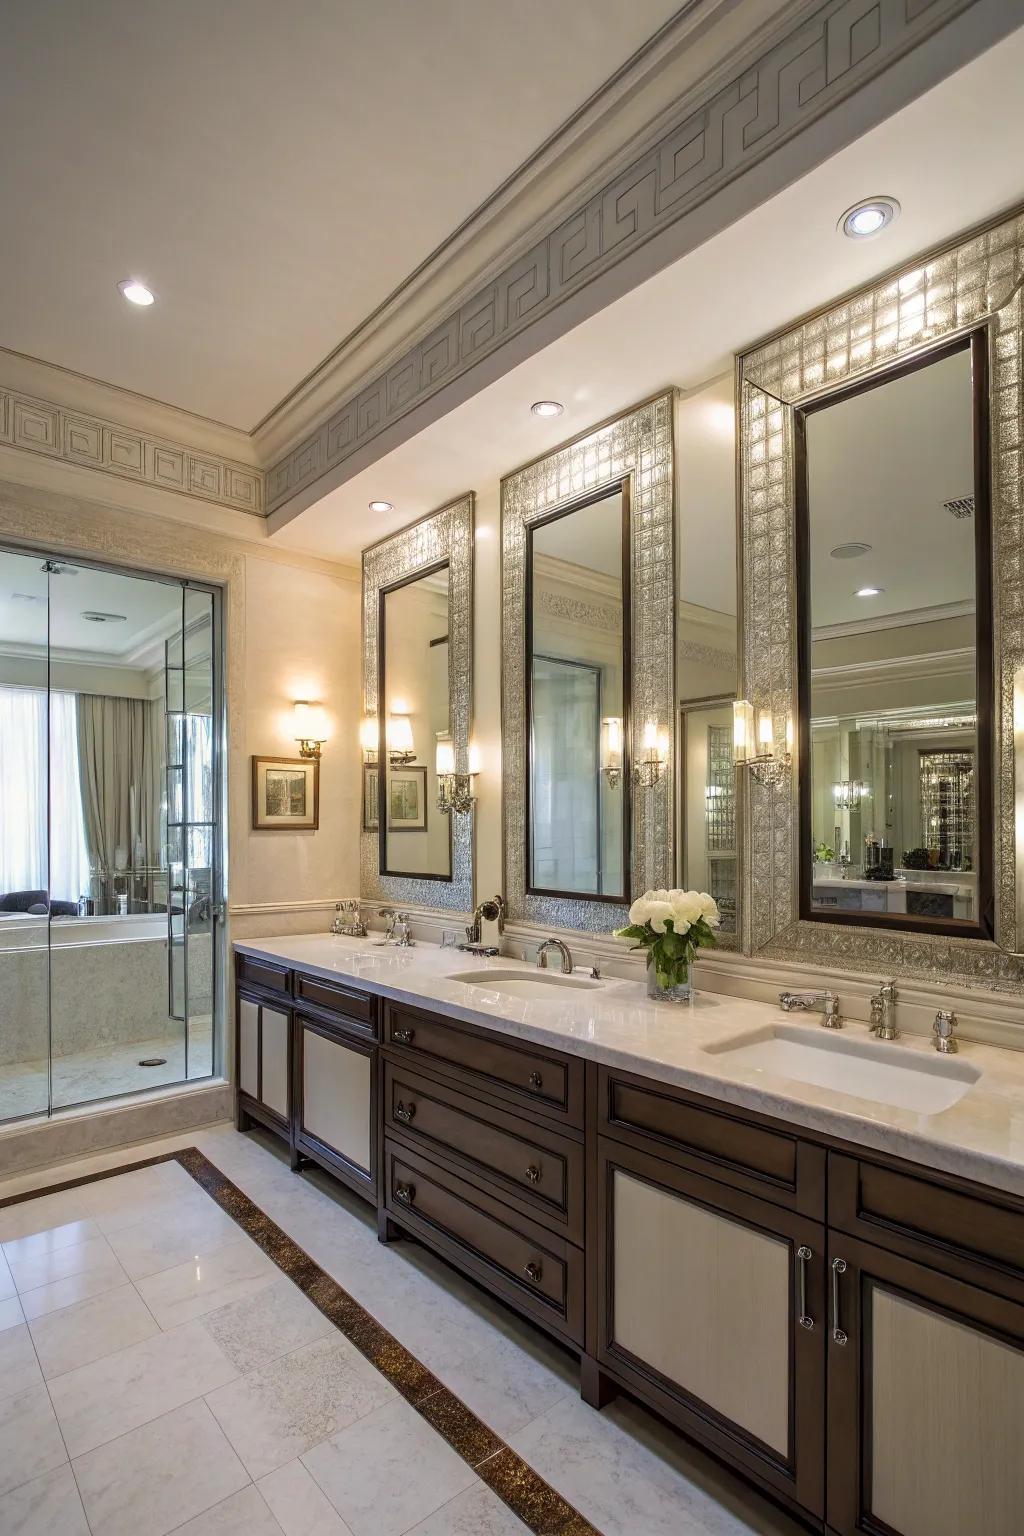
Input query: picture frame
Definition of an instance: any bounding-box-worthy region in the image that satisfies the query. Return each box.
[362,763,379,831]
[387,764,428,832]
[251,756,319,831]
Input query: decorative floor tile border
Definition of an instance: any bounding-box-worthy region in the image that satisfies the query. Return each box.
[0,1147,602,1536]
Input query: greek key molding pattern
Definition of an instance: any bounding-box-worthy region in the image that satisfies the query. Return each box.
[0,386,263,516]
[738,206,1024,990]
[361,494,475,914]
[266,0,976,515]
[502,394,674,934]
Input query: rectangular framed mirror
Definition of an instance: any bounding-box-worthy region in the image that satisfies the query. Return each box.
[362,495,474,913]
[502,393,675,933]
[526,484,630,902]
[796,333,992,938]
[378,561,452,882]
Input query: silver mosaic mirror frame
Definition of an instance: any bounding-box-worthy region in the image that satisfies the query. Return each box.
[739,208,1024,988]
[361,494,474,913]
[501,393,675,933]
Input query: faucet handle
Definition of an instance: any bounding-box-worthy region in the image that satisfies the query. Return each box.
[933,1009,958,1053]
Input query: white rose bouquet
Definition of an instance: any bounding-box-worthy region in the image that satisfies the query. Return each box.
[614,888,719,997]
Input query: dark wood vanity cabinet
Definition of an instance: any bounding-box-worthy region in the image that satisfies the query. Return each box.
[234,956,1024,1535]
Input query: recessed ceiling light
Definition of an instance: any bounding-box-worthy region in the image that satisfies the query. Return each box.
[81,610,128,623]
[830,542,872,560]
[368,500,393,513]
[118,279,156,306]
[839,198,900,240]
[854,586,884,599]
[531,400,564,418]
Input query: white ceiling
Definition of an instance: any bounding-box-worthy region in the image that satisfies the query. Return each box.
[807,346,976,629]
[0,0,680,429]
[275,27,1024,564]
[533,491,623,577]
[0,554,182,660]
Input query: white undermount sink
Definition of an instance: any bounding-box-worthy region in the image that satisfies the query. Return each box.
[445,967,603,998]
[702,1024,981,1115]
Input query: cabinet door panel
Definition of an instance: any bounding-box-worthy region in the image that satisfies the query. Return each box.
[827,1232,1024,1536]
[301,1025,371,1173]
[238,997,259,1100]
[260,1006,290,1120]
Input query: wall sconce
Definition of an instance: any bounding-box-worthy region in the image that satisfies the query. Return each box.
[360,715,379,763]
[733,700,791,788]
[293,700,328,760]
[386,713,415,766]
[634,720,668,788]
[833,779,868,811]
[436,738,478,816]
[601,716,623,788]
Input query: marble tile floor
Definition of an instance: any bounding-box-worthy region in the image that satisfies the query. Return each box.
[0,1124,807,1536]
[0,1019,214,1123]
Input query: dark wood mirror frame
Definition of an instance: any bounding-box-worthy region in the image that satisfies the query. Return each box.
[523,479,632,905]
[376,557,454,885]
[794,330,994,940]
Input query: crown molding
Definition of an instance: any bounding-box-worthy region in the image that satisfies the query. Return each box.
[260,0,1007,529]
[811,645,976,693]
[812,599,975,640]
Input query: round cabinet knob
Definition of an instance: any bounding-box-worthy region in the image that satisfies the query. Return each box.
[528,1072,543,1092]
[524,1261,542,1283]
[525,1165,541,1184]
[394,1182,414,1206]
[393,1027,415,1045]
[394,1101,415,1123]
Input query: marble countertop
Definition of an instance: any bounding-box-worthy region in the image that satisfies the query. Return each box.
[234,932,1024,1200]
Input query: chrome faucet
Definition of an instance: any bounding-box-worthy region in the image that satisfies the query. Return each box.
[933,1008,959,1053]
[869,980,899,1041]
[537,937,574,975]
[457,894,505,956]
[374,908,397,946]
[392,912,414,947]
[779,989,842,1028]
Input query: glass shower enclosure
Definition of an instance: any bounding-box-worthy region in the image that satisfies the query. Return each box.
[0,547,223,1124]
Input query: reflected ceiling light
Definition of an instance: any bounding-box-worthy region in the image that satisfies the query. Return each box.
[81,610,127,623]
[839,198,900,239]
[117,279,156,306]
[854,586,884,598]
[368,499,393,513]
[830,542,872,560]
[531,400,564,418]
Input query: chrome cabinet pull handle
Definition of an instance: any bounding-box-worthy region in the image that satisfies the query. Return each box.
[394,1100,415,1123]
[797,1245,814,1331]
[393,1027,415,1045]
[525,1164,541,1184]
[394,1182,414,1206]
[528,1072,543,1091]
[524,1261,542,1283]
[831,1257,848,1345]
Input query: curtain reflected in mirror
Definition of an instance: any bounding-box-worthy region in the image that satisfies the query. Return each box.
[527,486,629,900]
[379,563,452,880]
[798,335,992,934]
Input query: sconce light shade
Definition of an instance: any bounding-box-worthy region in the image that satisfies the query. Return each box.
[435,738,455,776]
[360,715,379,757]
[387,713,414,755]
[436,735,477,816]
[293,700,328,759]
[633,718,667,788]
[602,716,623,787]
[733,699,791,787]
[733,700,754,764]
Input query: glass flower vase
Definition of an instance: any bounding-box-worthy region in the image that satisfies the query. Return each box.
[646,957,692,1003]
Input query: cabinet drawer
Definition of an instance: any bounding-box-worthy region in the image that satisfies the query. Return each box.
[383,1061,583,1241]
[598,1065,824,1217]
[829,1152,1024,1303]
[384,1140,583,1344]
[294,972,377,1034]
[384,1003,583,1128]
[236,953,291,996]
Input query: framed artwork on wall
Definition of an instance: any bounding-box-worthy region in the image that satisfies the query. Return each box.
[387,765,428,832]
[251,756,319,831]
[363,764,379,831]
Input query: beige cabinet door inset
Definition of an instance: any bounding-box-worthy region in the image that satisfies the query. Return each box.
[260,1007,289,1120]
[871,1286,1024,1536]
[612,1170,790,1454]
[238,998,259,1100]
[302,1027,371,1173]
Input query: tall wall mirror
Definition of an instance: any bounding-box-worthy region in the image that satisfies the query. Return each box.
[527,486,629,902]
[379,562,452,882]
[798,335,991,937]
[739,210,1024,983]
[502,394,675,932]
[362,495,474,913]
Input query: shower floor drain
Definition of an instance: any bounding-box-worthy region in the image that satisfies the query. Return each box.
[138,1057,168,1068]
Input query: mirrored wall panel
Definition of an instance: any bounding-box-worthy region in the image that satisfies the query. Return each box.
[797,335,991,935]
[528,488,628,900]
[379,563,452,881]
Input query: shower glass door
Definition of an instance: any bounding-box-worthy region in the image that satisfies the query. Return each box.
[0,546,222,1123]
